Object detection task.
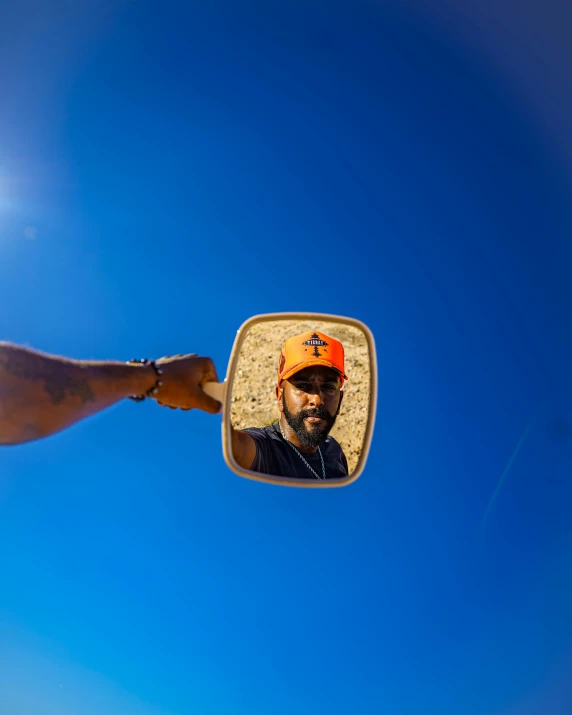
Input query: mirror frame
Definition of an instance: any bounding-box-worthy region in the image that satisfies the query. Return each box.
[221,312,377,488]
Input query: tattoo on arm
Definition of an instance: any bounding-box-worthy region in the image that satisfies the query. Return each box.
[0,348,96,405]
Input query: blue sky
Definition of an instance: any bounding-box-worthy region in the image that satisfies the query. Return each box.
[1,2,571,714]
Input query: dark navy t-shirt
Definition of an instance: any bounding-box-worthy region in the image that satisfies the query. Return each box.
[243,422,349,479]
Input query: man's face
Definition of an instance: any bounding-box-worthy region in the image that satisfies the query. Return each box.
[278,366,343,449]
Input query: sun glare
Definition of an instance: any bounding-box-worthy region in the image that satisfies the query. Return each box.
[0,174,12,213]
[0,171,26,222]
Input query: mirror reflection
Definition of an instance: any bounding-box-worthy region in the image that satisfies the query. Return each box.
[229,320,371,481]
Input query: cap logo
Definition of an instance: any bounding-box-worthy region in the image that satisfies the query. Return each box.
[303,333,328,358]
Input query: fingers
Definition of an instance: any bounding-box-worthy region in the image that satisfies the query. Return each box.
[156,355,188,370]
[194,388,222,415]
[154,354,221,412]
[195,357,222,413]
[157,400,178,410]
[199,357,219,385]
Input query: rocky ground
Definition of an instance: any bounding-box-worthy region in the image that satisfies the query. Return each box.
[230,319,371,473]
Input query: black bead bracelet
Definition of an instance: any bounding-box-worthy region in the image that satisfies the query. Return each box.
[127,358,164,401]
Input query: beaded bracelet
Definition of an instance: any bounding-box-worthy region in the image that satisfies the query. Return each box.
[127,358,164,401]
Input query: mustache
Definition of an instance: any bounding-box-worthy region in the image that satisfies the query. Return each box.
[301,407,332,420]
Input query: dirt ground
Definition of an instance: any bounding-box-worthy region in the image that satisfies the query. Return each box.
[230,320,371,473]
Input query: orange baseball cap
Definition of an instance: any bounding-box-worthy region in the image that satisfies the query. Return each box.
[277,331,348,386]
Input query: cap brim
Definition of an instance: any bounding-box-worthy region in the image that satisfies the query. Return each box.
[279,359,348,384]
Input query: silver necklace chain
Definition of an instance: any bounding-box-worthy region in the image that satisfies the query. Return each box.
[278,423,326,480]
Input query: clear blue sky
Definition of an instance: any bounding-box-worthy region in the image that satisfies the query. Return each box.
[1,2,571,714]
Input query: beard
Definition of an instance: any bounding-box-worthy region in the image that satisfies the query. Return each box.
[282,396,338,449]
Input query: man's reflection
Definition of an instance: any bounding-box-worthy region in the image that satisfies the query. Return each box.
[231,331,349,479]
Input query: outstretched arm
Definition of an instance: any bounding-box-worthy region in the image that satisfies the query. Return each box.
[0,343,221,445]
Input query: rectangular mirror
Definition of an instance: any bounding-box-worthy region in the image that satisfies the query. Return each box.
[221,313,377,487]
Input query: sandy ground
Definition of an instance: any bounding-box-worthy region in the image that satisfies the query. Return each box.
[230,320,371,473]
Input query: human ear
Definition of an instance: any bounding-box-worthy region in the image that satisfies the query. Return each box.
[336,390,344,416]
[276,384,284,413]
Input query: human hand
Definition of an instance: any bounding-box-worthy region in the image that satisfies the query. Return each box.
[154,354,221,413]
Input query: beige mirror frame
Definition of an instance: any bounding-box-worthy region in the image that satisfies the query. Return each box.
[204,312,377,488]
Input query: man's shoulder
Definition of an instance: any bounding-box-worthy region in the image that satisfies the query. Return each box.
[324,433,343,452]
[323,434,349,472]
[241,423,287,475]
[242,423,280,441]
